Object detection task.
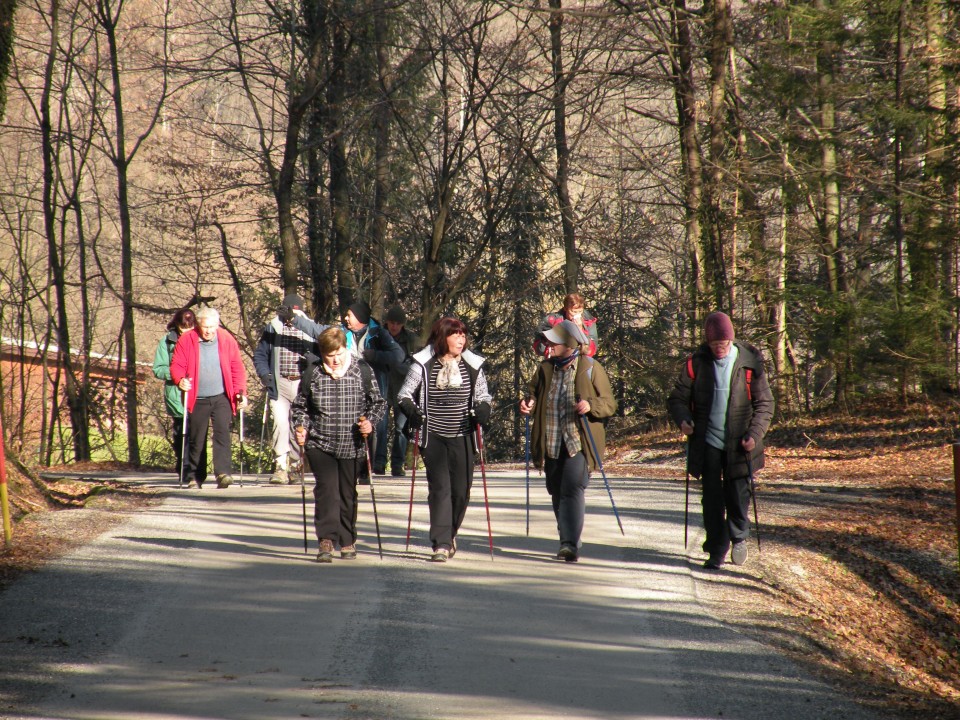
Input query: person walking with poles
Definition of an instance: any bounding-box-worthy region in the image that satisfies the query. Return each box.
[152,308,207,483]
[170,307,249,489]
[667,311,774,569]
[291,299,403,481]
[292,327,386,563]
[519,319,617,563]
[253,293,316,484]
[398,317,493,562]
[380,305,421,477]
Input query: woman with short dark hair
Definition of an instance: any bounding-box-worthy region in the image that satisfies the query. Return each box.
[398,317,493,562]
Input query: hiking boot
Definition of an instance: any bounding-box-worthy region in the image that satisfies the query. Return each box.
[269,468,288,485]
[340,544,358,560]
[430,548,449,563]
[703,552,725,569]
[557,545,578,563]
[315,539,334,564]
[216,474,233,488]
[372,465,386,476]
[731,540,748,566]
[391,466,405,477]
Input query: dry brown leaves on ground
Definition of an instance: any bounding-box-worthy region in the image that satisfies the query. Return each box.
[2,404,960,720]
[613,401,960,720]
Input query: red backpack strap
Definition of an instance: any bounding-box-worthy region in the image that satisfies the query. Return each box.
[745,368,753,401]
[686,356,695,380]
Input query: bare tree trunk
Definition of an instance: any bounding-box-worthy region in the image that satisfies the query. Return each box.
[328,11,354,309]
[370,1,394,315]
[98,0,139,463]
[40,0,89,461]
[671,0,706,329]
[548,0,578,293]
[702,0,732,311]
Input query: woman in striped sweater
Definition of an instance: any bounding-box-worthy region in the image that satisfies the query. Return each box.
[398,317,493,562]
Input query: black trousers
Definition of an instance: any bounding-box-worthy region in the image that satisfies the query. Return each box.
[700,444,751,555]
[187,394,233,481]
[544,445,589,550]
[422,433,474,551]
[172,415,207,479]
[306,447,360,548]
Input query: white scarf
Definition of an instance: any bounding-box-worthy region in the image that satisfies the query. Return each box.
[436,356,462,389]
[323,349,353,379]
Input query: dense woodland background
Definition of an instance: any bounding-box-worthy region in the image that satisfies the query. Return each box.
[0,0,958,465]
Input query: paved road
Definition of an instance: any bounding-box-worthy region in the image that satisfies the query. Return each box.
[2,468,887,720]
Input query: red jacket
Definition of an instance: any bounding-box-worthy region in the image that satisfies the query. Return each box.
[170,328,248,414]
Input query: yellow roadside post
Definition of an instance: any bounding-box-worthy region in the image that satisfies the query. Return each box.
[1,414,12,547]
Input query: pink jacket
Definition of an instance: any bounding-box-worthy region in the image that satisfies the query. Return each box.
[170,328,248,414]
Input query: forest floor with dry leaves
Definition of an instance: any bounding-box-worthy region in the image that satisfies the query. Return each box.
[2,400,959,719]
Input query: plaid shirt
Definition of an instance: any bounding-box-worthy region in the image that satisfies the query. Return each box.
[291,360,386,459]
[277,324,313,377]
[544,359,581,459]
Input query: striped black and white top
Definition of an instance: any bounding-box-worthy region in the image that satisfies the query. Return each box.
[397,347,493,446]
[426,361,472,437]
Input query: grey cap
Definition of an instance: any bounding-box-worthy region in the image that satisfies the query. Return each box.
[541,319,588,349]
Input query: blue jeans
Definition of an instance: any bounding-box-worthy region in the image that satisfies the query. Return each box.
[374,404,408,472]
[544,446,589,550]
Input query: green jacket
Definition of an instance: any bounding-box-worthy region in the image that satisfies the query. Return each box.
[152,330,184,418]
[527,355,617,472]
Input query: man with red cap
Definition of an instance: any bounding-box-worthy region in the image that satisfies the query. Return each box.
[667,311,774,569]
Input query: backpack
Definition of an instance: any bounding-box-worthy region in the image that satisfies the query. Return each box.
[302,356,375,401]
[686,356,753,400]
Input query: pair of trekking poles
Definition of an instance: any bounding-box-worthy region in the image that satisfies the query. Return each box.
[403,422,496,559]
[520,396,625,538]
[178,388,249,488]
[683,442,762,551]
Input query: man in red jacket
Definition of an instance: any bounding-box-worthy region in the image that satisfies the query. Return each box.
[171,307,248,489]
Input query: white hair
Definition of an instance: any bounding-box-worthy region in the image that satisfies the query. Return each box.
[196,307,220,326]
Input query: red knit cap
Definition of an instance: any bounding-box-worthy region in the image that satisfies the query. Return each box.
[704,312,734,342]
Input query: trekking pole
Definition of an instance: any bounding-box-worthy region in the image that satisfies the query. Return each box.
[745,453,762,552]
[575,395,624,536]
[523,407,531,537]
[475,425,495,560]
[235,393,245,487]
[256,393,269,479]
[360,416,384,559]
[179,387,189,489]
[297,434,308,553]
[684,440,690,548]
[405,429,419,552]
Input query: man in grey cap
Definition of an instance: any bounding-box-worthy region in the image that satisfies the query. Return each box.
[519,319,617,563]
[253,293,316,484]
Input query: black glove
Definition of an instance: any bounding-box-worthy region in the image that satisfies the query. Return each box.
[400,398,423,430]
[278,305,294,325]
[473,401,491,429]
[362,347,376,363]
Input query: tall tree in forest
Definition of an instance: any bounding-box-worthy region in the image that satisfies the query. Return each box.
[0,0,14,121]
[547,0,578,293]
[90,0,172,464]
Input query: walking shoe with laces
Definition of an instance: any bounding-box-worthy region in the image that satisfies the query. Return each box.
[315,539,334,564]
[557,545,578,563]
[269,468,288,485]
[216,474,233,488]
[340,544,358,560]
[430,548,449,563]
[731,540,748,566]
